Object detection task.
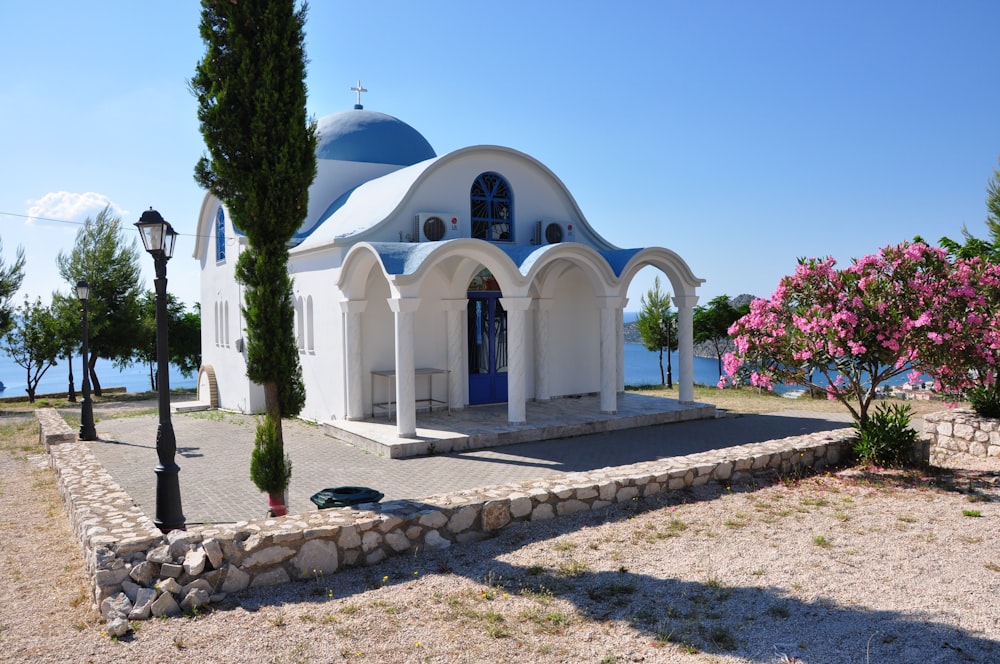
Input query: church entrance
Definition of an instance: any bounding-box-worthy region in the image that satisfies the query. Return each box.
[467,270,508,404]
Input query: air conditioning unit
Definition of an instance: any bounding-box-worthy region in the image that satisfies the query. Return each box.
[415,213,460,242]
[543,222,565,244]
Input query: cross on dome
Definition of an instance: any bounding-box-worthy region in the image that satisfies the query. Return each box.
[350,80,368,109]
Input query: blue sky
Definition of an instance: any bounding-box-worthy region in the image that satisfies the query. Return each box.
[1,1,998,312]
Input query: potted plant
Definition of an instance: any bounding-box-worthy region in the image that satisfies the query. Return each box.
[249,415,292,516]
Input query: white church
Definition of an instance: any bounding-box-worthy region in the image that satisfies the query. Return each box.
[192,90,705,440]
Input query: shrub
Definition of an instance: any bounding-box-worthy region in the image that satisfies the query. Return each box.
[852,402,917,468]
[249,415,292,494]
[967,385,1000,419]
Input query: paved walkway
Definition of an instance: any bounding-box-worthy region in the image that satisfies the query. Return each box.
[83,398,853,526]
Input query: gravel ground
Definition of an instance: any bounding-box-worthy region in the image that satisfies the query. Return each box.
[1,412,999,663]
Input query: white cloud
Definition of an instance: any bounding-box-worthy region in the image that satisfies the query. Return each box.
[24,191,127,226]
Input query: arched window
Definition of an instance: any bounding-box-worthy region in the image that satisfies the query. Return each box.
[471,172,513,241]
[215,206,226,262]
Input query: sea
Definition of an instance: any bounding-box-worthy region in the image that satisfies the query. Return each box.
[0,354,197,398]
[0,344,728,399]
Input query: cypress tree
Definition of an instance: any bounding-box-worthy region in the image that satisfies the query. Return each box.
[192,1,317,451]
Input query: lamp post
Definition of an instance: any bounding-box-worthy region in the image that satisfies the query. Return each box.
[76,280,96,440]
[135,208,185,533]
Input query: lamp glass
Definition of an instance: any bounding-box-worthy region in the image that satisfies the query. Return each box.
[163,224,177,259]
[76,280,89,301]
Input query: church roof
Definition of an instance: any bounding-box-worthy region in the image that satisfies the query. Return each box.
[315,109,436,166]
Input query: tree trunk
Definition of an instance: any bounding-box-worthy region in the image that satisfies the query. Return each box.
[67,359,76,402]
[89,354,102,396]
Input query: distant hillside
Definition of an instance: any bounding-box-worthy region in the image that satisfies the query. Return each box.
[624,293,758,357]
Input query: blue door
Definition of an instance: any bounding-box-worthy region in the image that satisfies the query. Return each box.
[468,295,508,404]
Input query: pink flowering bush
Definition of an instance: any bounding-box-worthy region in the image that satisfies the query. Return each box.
[720,242,998,426]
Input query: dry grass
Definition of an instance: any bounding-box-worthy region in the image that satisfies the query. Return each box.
[630,383,962,419]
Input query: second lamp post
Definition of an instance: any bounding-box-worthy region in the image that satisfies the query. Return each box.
[135,208,185,534]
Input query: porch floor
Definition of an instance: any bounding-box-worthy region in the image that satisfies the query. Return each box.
[322,392,716,458]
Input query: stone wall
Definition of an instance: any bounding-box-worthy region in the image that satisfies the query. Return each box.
[37,410,856,637]
[924,409,1000,465]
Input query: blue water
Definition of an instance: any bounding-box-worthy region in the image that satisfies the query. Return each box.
[0,342,917,399]
[0,354,197,398]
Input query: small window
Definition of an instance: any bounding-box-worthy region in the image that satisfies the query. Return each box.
[215,206,226,262]
[471,172,513,241]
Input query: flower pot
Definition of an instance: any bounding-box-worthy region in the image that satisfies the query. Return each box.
[268,492,288,517]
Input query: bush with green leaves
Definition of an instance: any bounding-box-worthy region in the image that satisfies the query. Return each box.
[852,402,918,468]
[966,385,1000,419]
[249,415,292,495]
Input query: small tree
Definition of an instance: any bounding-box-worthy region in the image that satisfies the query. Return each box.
[636,276,676,386]
[249,415,292,516]
[3,298,62,402]
[693,295,747,379]
[135,293,202,391]
[56,207,144,395]
[0,237,26,338]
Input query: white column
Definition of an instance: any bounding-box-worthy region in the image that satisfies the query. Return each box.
[441,299,467,410]
[673,294,699,405]
[500,296,531,424]
[533,298,553,401]
[339,300,367,420]
[598,297,620,414]
[617,297,628,393]
[388,298,421,437]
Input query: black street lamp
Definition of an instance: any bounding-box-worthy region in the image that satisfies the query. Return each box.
[135,208,185,533]
[76,280,96,440]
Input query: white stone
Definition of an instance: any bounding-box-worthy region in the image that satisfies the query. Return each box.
[180,588,211,612]
[157,577,182,596]
[448,506,478,534]
[615,486,639,502]
[250,567,291,588]
[417,511,447,529]
[150,591,182,618]
[509,496,532,519]
[556,500,590,516]
[128,587,157,620]
[183,549,207,576]
[423,530,451,551]
[361,531,382,553]
[531,503,555,520]
[100,592,132,620]
[106,614,131,638]
[385,531,410,552]
[220,565,250,593]
[203,538,224,570]
[244,545,295,568]
[128,560,157,585]
[338,525,361,549]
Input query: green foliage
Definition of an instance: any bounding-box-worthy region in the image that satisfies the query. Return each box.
[0,237,26,338]
[852,402,917,468]
[192,0,317,419]
[636,276,675,385]
[2,297,62,401]
[56,206,144,394]
[249,415,292,494]
[966,385,1000,418]
[134,293,202,391]
[693,295,748,377]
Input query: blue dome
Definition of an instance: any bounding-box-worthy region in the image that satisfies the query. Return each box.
[315,109,436,166]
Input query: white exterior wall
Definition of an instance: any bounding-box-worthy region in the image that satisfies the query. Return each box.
[197,202,265,414]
